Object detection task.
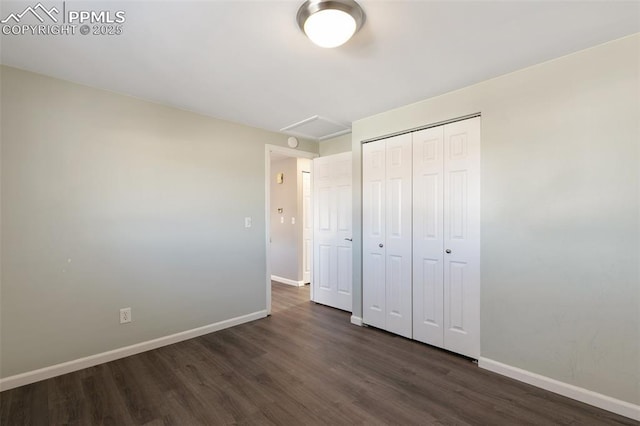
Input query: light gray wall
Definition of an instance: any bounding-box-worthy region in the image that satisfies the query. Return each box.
[319,133,351,156]
[270,157,299,281]
[0,66,318,378]
[351,35,639,404]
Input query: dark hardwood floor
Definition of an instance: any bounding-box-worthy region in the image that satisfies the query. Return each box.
[1,282,635,425]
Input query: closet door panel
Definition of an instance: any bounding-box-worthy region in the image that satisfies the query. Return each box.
[443,117,481,359]
[362,140,386,329]
[384,134,413,338]
[412,127,445,347]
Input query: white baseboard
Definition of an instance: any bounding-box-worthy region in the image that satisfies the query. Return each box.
[0,310,268,392]
[350,315,363,326]
[478,357,640,421]
[271,275,305,287]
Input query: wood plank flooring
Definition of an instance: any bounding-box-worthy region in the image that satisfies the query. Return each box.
[0,282,635,425]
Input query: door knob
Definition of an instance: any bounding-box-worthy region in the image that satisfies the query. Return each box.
[379,243,384,248]
[445,249,451,254]
[345,238,352,241]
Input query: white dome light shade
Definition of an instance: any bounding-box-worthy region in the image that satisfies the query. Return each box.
[297,0,366,49]
[304,9,356,48]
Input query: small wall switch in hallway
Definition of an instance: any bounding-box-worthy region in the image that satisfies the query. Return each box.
[280,217,284,224]
[291,217,296,224]
[245,217,252,228]
[120,307,132,324]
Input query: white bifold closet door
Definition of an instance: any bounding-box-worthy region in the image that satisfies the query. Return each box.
[413,117,480,359]
[312,152,353,312]
[412,126,445,348]
[363,134,413,338]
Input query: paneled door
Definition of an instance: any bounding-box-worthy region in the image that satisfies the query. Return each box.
[442,117,481,359]
[312,152,353,312]
[362,140,387,330]
[363,134,413,338]
[412,126,445,348]
[412,117,481,359]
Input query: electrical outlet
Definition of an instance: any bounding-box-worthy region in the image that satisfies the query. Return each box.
[120,307,132,324]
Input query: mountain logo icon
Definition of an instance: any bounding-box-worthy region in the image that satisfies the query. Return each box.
[1,2,59,24]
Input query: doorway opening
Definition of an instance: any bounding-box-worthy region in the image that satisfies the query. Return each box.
[265,145,317,315]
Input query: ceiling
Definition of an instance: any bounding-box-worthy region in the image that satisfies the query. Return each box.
[1,1,639,141]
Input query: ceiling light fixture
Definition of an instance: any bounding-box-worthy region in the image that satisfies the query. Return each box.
[297,0,366,48]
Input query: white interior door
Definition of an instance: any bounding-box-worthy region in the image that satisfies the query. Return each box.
[384,134,413,338]
[312,152,352,312]
[362,140,386,329]
[443,117,481,359]
[412,126,445,347]
[363,135,412,338]
[302,171,312,284]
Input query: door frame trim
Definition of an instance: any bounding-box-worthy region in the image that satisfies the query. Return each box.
[265,144,318,315]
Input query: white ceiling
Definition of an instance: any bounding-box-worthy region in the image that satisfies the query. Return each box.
[1,1,639,140]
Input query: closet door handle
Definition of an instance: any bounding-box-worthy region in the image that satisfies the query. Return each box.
[379,243,384,248]
[445,249,451,254]
[345,238,352,241]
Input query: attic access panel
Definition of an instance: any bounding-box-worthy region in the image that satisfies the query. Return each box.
[280,115,351,141]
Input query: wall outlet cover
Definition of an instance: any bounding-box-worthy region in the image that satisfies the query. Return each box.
[120,307,132,324]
